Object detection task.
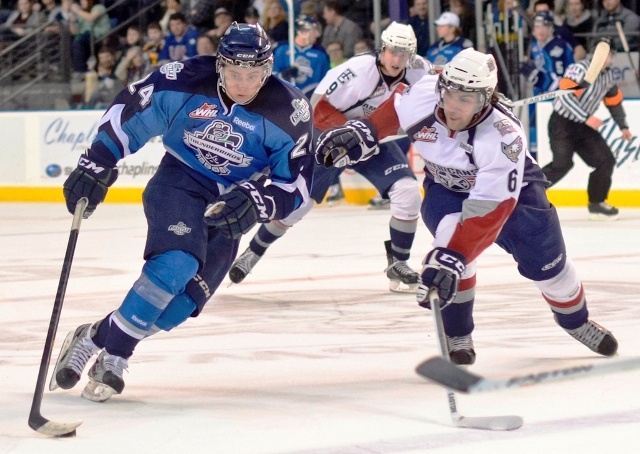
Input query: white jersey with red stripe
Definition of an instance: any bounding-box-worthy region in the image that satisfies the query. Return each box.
[394,74,546,262]
[311,52,432,136]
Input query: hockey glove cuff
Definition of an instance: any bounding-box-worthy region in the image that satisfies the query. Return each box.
[205,182,275,240]
[63,153,118,218]
[315,118,379,168]
[417,247,467,309]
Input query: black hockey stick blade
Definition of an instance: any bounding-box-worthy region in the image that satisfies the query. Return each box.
[28,198,88,437]
[416,355,640,394]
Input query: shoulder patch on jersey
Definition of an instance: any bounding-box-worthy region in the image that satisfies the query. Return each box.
[493,119,516,136]
[412,126,438,142]
[501,136,523,163]
[290,98,311,125]
[549,45,564,58]
[189,103,219,119]
[184,120,251,175]
[160,61,184,80]
[410,58,425,70]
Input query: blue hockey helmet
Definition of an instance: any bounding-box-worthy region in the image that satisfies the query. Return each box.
[218,22,273,68]
[217,22,274,103]
[295,15,320,34]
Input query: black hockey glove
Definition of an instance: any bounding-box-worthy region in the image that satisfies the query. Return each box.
[63,154,118,218]
[417,247,467,309]
[315,119,379,168]
[519,61,539,84]
[205,182,275,240]
[280,66,299,80]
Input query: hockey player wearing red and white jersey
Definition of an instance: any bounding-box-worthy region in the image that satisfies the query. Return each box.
[228,22,433,293]
[393,48,618,364]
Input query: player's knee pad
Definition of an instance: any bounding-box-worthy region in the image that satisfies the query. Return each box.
[154,293,198,332]
[388,177,421,221]
[142,250,199,296]
[534,258,580,300]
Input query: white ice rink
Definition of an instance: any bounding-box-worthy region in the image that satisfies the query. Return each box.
[1,202,639,453]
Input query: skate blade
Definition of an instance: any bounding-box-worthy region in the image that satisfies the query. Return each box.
[389,281,419,294]
[81,379,118,402]
[48,329,77,391]
[589,213,619,221]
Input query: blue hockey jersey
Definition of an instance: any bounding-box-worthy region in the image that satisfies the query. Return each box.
[86,56,315,220]
[425,36,473,66]
[529,36,574,95]
[273,43,331,99]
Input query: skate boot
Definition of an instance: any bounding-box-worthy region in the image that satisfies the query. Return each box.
[228,247,262,284]
[563,319,618,356]
[447,334,476,365]
[588,202,619,221]
[326,183,344,205]
[368,196,390,210]
[82,350,128,402]
[385,240,419,293]
[49,322,100,391]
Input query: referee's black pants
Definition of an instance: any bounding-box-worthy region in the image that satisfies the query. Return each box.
[541,111,616,204]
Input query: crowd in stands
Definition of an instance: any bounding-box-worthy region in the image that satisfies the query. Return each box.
[1,0,640,109]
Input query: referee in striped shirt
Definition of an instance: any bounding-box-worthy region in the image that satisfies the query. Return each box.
[541,47,633,220]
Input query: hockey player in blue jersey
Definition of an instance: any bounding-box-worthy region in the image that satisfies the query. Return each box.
[521,11,574,156]
[273,15,331,99]
[49,22,315,402]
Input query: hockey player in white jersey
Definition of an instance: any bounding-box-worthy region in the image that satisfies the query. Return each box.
[392,48,618,364]
[229,22,433,293]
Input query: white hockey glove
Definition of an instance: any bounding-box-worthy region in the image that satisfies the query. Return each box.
[315,119,379,168]
[417,247,467,309]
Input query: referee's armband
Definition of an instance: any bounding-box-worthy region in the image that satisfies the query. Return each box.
[604,87,623,107]
[558,77,584,96]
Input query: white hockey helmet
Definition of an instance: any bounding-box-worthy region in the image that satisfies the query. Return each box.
[380,21,417,56]
[438,48,498,111]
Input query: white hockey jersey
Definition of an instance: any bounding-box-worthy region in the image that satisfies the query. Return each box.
[311,52,432,136]
[395,74,547,261]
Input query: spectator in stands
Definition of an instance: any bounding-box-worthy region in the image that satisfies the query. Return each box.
[564,0,593,60]
[158,12,198,64]
[321,0,362,58]
[0,0,40,43]
[68,0,110,74]
[159,0,182,35]
[408,0,430,56]
[425,12,472,65]
[207,6,232,38]
[272,14,330,98]
[142,21,164,68]
[85,45,123,108]
[344,0,388,40]
[324,39,346,68]
[244,5,260,24]
[262,0,288,43]
[449,0,476,44]
[196,31,218,55]
[114,45,152,85]
[353,37,372,55]
[300,0,323,25]
[39,0,62,24]
[593,0,640,52]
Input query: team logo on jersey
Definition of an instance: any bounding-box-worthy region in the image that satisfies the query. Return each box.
[184,120,251,175]
[189,103,219,119]
[549,45,564,58]
[371,83,387,99]
[160,61,184,80]
[412,126,438,143]
[290,98,311,125]
[493,119,515,136]
[337,68,357,84]
[425,161,477,192]
[501,136,523,163]
[168,222,192,235]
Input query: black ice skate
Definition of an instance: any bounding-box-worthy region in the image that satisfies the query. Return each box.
[228,247,262,284]
[447,334,476,365]
[563,319,618,356]
[588,202,619,221]
[49,322,100,391]
[384,240,419,293]
[82,350,128,402]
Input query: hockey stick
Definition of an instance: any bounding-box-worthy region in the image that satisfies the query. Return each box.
[507,39,611,107]
[615,21,640,89]
[428,290,523,430]
[416,355,640,394]
[28,198,88,437]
